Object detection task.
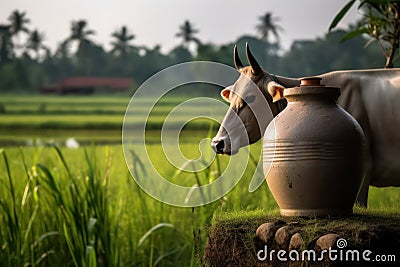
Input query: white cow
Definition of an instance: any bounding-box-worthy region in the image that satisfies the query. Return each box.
[211,43,400,207]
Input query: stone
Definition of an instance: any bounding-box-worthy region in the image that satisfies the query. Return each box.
[256,220,286,244]
[315,233,341,250]
[274,225,294,247]
[289,233,304,251]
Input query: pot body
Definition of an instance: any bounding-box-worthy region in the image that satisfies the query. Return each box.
[263,79,366,216]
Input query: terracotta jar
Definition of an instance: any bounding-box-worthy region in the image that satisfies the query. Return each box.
[263,77,366,216]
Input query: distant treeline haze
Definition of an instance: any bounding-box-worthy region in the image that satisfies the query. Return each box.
[0,10,392,94]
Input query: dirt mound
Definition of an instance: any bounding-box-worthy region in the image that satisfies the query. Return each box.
[204,210,400,266]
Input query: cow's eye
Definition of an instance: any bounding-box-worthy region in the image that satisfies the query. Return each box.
[244,95,255,104]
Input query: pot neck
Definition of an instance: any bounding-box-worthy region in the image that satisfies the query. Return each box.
[284,87,340,104]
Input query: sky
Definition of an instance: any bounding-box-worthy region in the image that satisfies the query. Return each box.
[0,0,361,54]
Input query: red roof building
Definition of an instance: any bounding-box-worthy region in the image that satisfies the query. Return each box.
[41,77,134,94]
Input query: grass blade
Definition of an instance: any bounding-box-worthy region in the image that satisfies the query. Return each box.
[138,223,176,247]
[51,145,73,178]
[0,149,19,237]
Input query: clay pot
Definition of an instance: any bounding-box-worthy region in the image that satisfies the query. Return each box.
[263,77,366,216]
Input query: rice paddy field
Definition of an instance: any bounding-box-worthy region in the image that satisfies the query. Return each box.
[0,95,399,266]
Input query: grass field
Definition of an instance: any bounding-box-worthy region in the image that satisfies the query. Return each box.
[0,95,399,266]
[0,144,271,266]
[0,95,221,146]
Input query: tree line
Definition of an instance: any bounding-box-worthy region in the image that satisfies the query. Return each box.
[0,9,395,94]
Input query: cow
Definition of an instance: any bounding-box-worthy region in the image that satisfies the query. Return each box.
[211,43,400,207]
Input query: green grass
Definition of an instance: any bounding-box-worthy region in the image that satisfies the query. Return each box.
[0,94,223,149]
[0,95,130,106]
[0,95,222,134]
[211,207,400,227]
[1,144,399,266]
[0,146,191,266]
[0,142,273,266]
[0,114,122,127]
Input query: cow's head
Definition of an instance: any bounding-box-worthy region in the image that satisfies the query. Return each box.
[211,43,286,155]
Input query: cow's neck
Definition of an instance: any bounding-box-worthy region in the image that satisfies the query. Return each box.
[274,75,301,88]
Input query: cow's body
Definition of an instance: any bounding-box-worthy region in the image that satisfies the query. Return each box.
[319,69,400,188]
[211,44,400,207]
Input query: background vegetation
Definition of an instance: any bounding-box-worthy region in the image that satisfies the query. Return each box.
[0,9,397,94]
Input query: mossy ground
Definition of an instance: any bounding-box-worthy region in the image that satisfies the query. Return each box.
[204,208,400,266]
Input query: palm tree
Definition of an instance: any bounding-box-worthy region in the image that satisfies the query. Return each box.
[8,10,30,49]
[0,24,14,62]
[256,12,282,44]
[110,26,135,57]
[26,29,50,61]
[67,19,96,54]
[175,20,201,48]
[55,40,70,59]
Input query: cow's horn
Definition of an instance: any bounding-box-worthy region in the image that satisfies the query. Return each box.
[234,44,244,70]
[246,42,262,75]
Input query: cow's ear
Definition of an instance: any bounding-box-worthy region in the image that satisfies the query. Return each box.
[221,87,232,102]
[267,81,286,102]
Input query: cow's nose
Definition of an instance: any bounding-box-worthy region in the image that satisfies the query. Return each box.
[211,139,225,154]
